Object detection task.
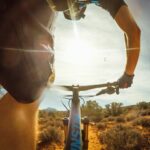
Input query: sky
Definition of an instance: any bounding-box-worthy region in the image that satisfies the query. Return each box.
[40,0,150,110]
[0,0,149,110]
[39,0,150,110]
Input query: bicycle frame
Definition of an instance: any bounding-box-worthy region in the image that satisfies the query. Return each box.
[65,86,82,150]
[59,82,119,150]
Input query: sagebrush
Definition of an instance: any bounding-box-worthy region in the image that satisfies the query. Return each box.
[99,124,143,150]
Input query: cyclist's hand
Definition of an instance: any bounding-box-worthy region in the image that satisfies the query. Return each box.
[118,73,134,88]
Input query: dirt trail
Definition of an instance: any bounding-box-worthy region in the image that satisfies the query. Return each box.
[88,125,102,150]
[54,125,101,150]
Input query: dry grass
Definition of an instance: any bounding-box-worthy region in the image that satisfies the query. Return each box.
[115,116,126,123]
[132,117,150,128]
[37,102,150,150]
[99,124,143,150]
[37,111,64,150]
[96,122,107,130]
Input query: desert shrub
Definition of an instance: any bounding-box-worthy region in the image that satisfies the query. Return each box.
[132,119,141,126]
[38,115,63,128]
[39,118,49,124]
[54,120,64,129]
[143,133,150,150]
[38,126,63,145]
[99,125,143,150]
[101,116,116,122]
[115,116,126,123]
[90,115,103,122]
[140,109,150,116]
[101,118,108,122]
[107,116,115,122]
[97,122,107,130]
[126,115,137,122]
[81,100,104,122]
[139,118,150,127]
[132,118,150,128]
[105,102,123,117]
[137,101,150,110]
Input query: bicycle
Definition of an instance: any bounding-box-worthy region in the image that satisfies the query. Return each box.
[55,81,120,150]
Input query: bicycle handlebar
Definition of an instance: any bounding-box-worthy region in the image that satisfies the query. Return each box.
[54,81,119,94]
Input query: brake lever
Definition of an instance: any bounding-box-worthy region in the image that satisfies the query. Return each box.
[96,87,115,95]
[107,86,116,94]
[96,85,119,96]
[96,89,106,96]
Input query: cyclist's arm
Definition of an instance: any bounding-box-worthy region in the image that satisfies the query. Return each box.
[114,6,141,75]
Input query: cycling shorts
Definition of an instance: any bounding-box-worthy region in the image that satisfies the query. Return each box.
[0,0,56,103]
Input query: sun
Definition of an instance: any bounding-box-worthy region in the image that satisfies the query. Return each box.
[62,22,94,66]
[65,39,93,65]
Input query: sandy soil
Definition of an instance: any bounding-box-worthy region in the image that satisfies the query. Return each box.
[88,125,102,150]
[54,125,101,150]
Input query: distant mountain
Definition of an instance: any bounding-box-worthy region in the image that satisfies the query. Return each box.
[41,107,57,112]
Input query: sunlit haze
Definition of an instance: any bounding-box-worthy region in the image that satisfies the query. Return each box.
[39,0,150,110]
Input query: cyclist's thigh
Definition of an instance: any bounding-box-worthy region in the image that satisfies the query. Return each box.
[0,93,39,150]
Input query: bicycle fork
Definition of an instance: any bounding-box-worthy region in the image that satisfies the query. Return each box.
[63,117,89,150]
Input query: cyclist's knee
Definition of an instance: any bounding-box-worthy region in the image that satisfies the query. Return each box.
[0,93,38,150]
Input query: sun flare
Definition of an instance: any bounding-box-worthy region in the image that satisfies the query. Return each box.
[63,22,94,66]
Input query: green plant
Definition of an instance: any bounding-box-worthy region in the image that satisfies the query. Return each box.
[105,102,123,117]
[81,100,104,122]
[99,125,143,150]
[137,101,150,110]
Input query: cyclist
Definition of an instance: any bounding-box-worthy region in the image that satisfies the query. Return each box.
[0,0,140,150]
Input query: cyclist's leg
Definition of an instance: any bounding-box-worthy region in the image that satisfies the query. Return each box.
[0,39,54,149]
[0,44,54,150]
[0,37,54,149]
[0,93,40,150]
[0,1,56,149]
